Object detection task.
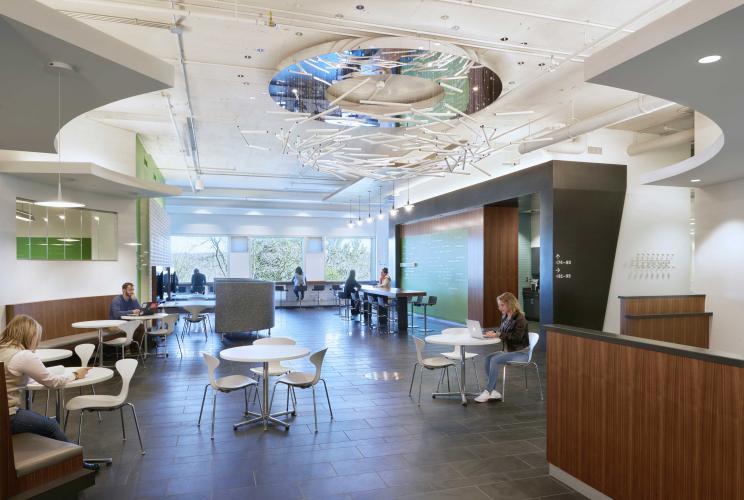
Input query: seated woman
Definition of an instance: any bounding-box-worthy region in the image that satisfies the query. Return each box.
[474,292,530,403]
[377,267,391,288]
[344,269,362,316]
[0,315,96,468]
[292,266,307,301]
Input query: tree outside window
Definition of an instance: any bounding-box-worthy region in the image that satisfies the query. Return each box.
[325,238,372,281]
[170,236,229,285]
[251,238,303,282]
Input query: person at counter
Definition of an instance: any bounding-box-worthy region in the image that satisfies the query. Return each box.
[110,282,141,319]
[293,267,307,301]
[344,269,362,316]
[0,315,98,470]
[190,268,207,294]
[474,292,529,403]
[376,267,391,288]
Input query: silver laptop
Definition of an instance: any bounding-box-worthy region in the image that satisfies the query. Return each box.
[466,319,484,339]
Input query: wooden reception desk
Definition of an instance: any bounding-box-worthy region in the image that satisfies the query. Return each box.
[619,294,712,348]
[546,324,744,500]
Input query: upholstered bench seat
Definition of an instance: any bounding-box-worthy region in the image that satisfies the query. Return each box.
[38,330,119,349]
[13,433,82,476]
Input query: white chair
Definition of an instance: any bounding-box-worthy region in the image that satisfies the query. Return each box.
[409,337,461,406]
[74,343,101,421]
[198,352,260,439]
[501,332,544,402]
[102,321,144,364]
[182,306,209,341]
[269,348,333,433]
[440,332,481,392]
[147,314,182,358]
[250,337,296,405]
[64,358,145,455]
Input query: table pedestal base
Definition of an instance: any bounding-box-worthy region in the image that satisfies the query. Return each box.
[232,363,294,431]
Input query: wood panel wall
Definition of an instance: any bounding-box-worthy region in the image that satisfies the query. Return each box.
[620,295,711,348]
[547,329,744,500]
[399,209,484,323]
[483,205,518,326]
[5,295,118,340]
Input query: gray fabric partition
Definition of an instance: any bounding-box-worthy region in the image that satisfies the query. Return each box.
[214,278,275,334]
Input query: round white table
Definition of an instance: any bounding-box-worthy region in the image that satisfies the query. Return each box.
[426,328,502,405]
[26,366,114,427]
[220,345,310,431]
[72,320,125,367]
[122,313,169,359]
[35,349,73,363]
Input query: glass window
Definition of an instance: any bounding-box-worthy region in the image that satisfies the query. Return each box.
[170,236,229,286]
[250,238,303,282]
[325,238,373,281]
[16,198,117,261]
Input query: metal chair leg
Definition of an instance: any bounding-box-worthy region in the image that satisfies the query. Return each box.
[417,366,424,406]
[523,365,529,390]
[91,386,102,423]
[502,365,507,402]
[268,382,280,415]
[211,392,217,440]
[77,411,84,445]
[63,410,70,433]
[120,407,126,440]
[321,379,333,419]
[311,385,318,433]
[253,376,261,404]
[534,362,544,401]
[174,333,183,358]
[128,403,146,454]
[446,366,451,392]
[197,384,209,426]
[408,362,418,396]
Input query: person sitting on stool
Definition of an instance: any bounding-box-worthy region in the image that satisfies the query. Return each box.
[475,292,530,403]
[344,269,361,316]
[293,266,307,301]
[190,268,207,294]
[0,315,99,470]
[377,267,391,288]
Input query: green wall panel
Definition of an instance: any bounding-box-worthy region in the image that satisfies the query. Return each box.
[400,228,468,323]
[17,238,93,260]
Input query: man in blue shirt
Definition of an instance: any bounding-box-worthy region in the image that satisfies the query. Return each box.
[110,282,142,319]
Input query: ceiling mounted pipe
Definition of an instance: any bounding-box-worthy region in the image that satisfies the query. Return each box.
[518,95,675,154]
[627,128,694,156]
[546,134,587,154]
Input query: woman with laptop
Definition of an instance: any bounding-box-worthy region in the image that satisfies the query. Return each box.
[474,292,529,403]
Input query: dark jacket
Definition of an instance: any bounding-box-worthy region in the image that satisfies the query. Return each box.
[499,311,529,352]
[191,272,206,293]
[343,277,361,298]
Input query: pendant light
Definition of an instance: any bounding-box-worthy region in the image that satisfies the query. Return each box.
[389,180,399,217]
[404,178,415,212]
[346,199,354,228]
[356,196,363,226]
[377,186,384,220]
[36,61,85,208]
[366,190,374,224]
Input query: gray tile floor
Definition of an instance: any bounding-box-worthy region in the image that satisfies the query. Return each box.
[38,308,585,499]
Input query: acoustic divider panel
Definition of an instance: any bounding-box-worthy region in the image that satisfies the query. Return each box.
[214,278,274,335]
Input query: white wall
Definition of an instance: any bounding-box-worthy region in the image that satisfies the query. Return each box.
[0,115,136,176]
[692,178,744,356]
[0,175,137,326]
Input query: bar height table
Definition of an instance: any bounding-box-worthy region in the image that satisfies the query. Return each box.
[359,285,426,334]
[220,345,310,431]
[71,320,125,367]
[425,328,501,405]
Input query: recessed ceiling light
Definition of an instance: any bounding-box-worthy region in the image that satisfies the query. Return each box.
[698,55,721,64]
[244,55,252,59]
[334,13,344,19]
[691,179,701,183]
[249,96,256,99]
[295,31,303,36]
[472,85,479,91]
[256,48,265,53]
[237,74,244,78]
[451,25,460,31]
[500,36,509,41]
[433,42,441,46]
[521,42,528,46]
[508,80,516,85]
[538,62,546,67]
[356,4,365,10]
[517,61,525,65]
[440,14,449,20]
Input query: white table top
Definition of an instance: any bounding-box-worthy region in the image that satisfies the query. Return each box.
[122,313,169,320]
[220,345,311,363]
[35,349,73,363]
[72,320,125,329]
[426,329,502,347]
[26,366,114,391]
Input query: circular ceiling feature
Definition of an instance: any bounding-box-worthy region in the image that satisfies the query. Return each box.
[269,48,501,128]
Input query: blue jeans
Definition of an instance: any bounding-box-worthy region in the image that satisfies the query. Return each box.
[483,350,529,392]
[10,408,69,442]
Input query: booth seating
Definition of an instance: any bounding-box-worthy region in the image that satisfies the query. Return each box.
[5,295,124,349]
[1,364,94,499]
